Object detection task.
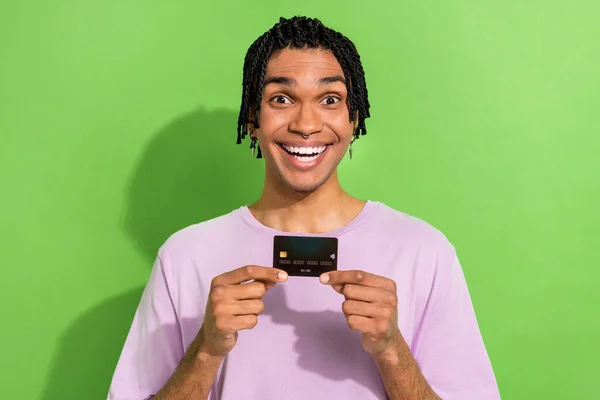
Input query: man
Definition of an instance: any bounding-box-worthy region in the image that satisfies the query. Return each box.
[108,16,500,400]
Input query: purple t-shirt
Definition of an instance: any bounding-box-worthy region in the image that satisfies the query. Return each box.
[108,201,500,399]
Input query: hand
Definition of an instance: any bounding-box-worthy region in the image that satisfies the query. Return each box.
[320,270,402,357]
[198,265,288,357]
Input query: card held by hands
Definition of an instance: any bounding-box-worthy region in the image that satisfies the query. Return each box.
[273,235,338,277]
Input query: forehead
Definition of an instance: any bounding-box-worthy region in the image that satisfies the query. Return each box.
[265,48,344,81]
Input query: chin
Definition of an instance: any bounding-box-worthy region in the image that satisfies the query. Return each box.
[285,182,321,194]
[264,148,342,194]
[279,172,333,194]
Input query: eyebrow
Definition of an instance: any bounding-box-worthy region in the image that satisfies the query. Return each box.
[317,75,346,87]
[263,76,296,87]
[263,75,346,88]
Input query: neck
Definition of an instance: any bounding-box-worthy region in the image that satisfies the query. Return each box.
[249,170,366,234]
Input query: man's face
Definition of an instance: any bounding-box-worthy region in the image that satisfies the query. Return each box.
[254,48,355,193]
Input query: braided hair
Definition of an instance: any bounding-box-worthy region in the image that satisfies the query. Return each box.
[236,16,371,158]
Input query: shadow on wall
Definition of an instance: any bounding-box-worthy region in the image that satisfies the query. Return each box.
[124,106,264,262]
[39,107,263,400]
[38,287,145,400]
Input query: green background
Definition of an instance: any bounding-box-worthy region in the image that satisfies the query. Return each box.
[1,1,598,399]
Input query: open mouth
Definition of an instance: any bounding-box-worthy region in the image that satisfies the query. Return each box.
[279,144,330,162]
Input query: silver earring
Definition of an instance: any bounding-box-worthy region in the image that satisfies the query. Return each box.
[250,136,257,158]
[349,137,356,159]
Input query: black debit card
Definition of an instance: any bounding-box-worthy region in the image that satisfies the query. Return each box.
[273,235,338,277]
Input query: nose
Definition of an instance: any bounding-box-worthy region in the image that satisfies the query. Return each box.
[288,103,323,137]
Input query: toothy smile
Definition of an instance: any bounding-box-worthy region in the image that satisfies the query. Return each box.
[280,144,329,162]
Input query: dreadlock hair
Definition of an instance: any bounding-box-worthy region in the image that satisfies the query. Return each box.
[236,16,371,158]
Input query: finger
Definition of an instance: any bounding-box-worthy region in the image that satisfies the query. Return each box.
[212,281,269,301]
[332,284,344,294]
[235,314,260,331]
[213,300,265,317]
[320,270,396,292]
[342,300,380,318]
[213,265,288,286]
[216,315,259,332]
[339,284,397,306]
[262,280,277,291]
[346,315,374,335]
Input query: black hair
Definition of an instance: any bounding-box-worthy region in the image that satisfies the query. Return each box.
[236,16,371,158]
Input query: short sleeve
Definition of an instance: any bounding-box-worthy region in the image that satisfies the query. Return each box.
[412,255,501,399]
[107,252,184,400]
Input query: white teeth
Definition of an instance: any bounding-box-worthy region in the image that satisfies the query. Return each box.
[293,154,319,162]
[282,145,327,156]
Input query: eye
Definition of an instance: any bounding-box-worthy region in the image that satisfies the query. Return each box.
[321,96,341,105]
[270,95,292,104]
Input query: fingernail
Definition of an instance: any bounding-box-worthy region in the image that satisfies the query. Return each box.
[320,274,330,283]
[278,271,288,280]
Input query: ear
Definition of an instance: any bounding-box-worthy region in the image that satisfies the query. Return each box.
[247,116,259,132]
[353,112,360,134]
[248,105,258,126]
